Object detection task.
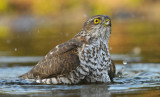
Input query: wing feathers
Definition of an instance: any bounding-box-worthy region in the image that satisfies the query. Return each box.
[48,38,83,56]
[19,37,84,79]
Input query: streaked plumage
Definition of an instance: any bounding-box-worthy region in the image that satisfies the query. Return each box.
[19,15,115,84]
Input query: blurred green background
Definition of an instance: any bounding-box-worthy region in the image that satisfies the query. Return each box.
[0,0,160,63]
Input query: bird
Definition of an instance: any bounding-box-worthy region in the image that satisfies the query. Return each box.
[19,15,115,84]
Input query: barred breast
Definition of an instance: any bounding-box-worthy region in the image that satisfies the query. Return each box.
[79,39,112,83]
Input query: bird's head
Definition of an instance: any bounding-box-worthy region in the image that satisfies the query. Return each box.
[82,15,111,42]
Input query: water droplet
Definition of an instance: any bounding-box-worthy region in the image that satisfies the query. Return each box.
[133,47,141,55]
[110,47,112,50]
[65,33,69,37]
[6,40,11,44]
[123,60,127,65]
[83,14,87,18]
[14,48,18,52]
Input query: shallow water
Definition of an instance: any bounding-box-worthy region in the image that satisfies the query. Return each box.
[1,1,160,96]
[0,59,160,97]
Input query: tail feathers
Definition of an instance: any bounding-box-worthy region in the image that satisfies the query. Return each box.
[19,72,34,79]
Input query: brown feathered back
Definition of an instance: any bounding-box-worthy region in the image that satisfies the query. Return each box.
[19,37,84,79]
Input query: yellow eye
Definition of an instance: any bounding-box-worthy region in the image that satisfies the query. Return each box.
[94,18,101,24]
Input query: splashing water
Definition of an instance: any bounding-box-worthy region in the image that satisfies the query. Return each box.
[0,62,160,97]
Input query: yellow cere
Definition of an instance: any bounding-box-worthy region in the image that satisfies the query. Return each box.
[94,18,101,24]
[106,19,110,22]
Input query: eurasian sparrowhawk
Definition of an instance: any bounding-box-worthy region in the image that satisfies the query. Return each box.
[19,15,115,84]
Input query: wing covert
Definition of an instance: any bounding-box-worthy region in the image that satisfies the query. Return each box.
[19,37,84,79]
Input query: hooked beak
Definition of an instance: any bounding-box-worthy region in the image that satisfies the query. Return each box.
[103,19,111,26]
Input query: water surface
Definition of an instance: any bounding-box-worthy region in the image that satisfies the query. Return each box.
[0,1,160,97]
[0,59,160,97]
